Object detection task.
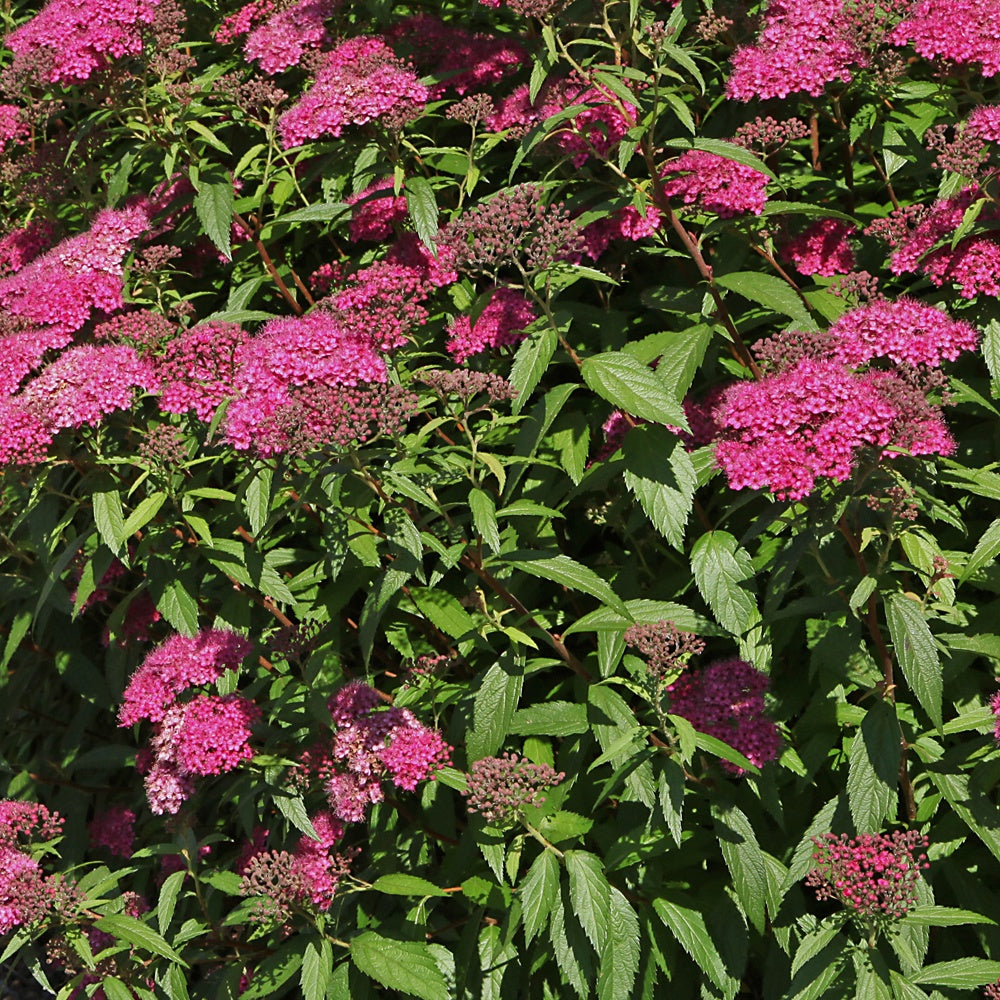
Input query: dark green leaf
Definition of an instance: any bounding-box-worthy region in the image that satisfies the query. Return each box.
[623,426,696,550]
[93,489,126,556]
[509,701,588,736]
[301,938,333,1000]
[596,887,641,1000]
[712,804,767,932]
[350,932,449,1000]
[847,700,901,832]
[652,897,728,992]
[961,517,1000,581]
[407,586,477,640]
[911,959,1000,987]
[155,578,200,636]
[886,593,942,730]
[93,915,188,966]
[467,656,523,761]
[566,851,611,952]
[715,271,816,329]
[690,532,760,636]
[193,178,234,260]
[157,870,185,935]
[510,323,558,416]
[371,874,448,897]
[469,488,502,554]
[507,551,628,617]
[901,905,995,927]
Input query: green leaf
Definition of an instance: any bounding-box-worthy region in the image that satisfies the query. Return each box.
[911,958,1000,987]
[157,870,185,935]
[596,887,640,1000]
[122,491,166,539]
[623,426,696,550]
[715,270,817,329]
[243,466,274,537]
[788,926,849,1000]
[350,933,449,1000]
[663,137,777,180]
[565,598,711,637]
[510,322,558,416]
[929,769,1000,863]
[566,850,611,952]
[900,905,995,927]
[371,874,448,897]
[507,551,628,617]
[712,804,767,933]
[549,886,593,1000]
[404,175,439,251]
[520,849,560,944]
[467,656,523,761]
[93,489,126,556]
[102,978,137,1000]
[93,915,188,967]
[407,586,477,641]
[582,351,689,429]
[652,897,728,992]
[847,700,901,832]
[888,971,930,999]
[690,531,760,636]
[469,488,502,554]
[509,701,588,736]
[193,178,234,260]
[885,593,942,729]
[155,578,199,636]
[642,325,713,404]
[274,792,320,840]
[301,938,333,1000]
[983,319,1000,392]
[240,940,304,999]
[961,517,1000,580]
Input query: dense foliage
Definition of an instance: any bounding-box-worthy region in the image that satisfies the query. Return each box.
[3,0,1000,996]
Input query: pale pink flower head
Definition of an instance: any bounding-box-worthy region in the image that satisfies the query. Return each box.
[6,0,162,84]
[660,150,769,217]
[783,219,856,277]
[144,760,194,816]
[667,658,781,773]
[726,0,864,100]
[118,628,253,726]
[243,0,336,74]
[277,35,429,148]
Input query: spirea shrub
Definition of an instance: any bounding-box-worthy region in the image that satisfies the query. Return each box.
[4,0,1000,997]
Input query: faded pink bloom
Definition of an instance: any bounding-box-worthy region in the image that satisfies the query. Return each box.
[7,0,162,84]
[464,753,564,825]
[0,105,28,156]
[347,179,408,243]
[891,0,1000,78]
[660,150,769,217]
[324,772,382,823]
[582,203,661,261]
[243,0,335,74]
[727,0,864,100]
[172,694,261,776]
[0,847,55,934]
[667,658,781,773]
[144,760,195,816]
[89,806,136,858]
[0,206,149,336]
[278,36,429,148]
[624,621,705,680]
[446,287,537,362]
[119,629,253,726]
[783,219,856,276]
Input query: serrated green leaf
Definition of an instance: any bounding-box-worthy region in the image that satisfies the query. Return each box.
[911,958,1000,987]
[467,656,523,760]
[886,593,942,730]
[510,322,558,416]
[983,319,1000,391]
[274,792,320,840]
[565,598,711,636]
[597,887,640,1000]
[157,870,185,935]
[690,531,760,636]
[507,551,628,617]
[663,137,777,180]
[155,579,199,636]
[961,517,1000,581]
[509,701,588,736]
[93,489,126,556]
[715,271,817,329]
[93,915,188,967]
[713,804,767,932]
[582,351,689,429]
[901,905,995,927]
[371,874,448,897]
[193,178,234,260]
[566,850,611,953]
[404,175,438,251]
[350,933,449,1000]
[847,700,900,832]
[653,897,728,992]
[407,586,477,640]
[469,488,501,554]
[301,938,333,1000]
[101,978,136,1000]
[520,849,560,944]
[623,426,696,550]
[240,940,304,999]
[550,887,592,1000]
[243,466,273,537]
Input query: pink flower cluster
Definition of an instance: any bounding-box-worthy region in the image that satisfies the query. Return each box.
[0,206,149,336]
[156,321,248,421]
[660,150,770,217]
[805,830,929,921]
[667,658,781,774]
[296,680,451,824]
[7,0,162,84]
[243,0,335,74]
[726,0,863,100]
[387,15,526,97]
[0,105,28,156]
[446,287,538,362]
[277,36,429,148]
[582,204,661,261]
[463,753,565,825]
[890,0,1000,78]
[783,219,856,276]
[0,800,64,935]
[347,178,409,243]
[215,0,275,44]
[89,805,136,858]
[0,220,57,276]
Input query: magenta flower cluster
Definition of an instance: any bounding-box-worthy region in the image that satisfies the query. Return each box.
[660,150,770,217]
[890,0,1000,78]
[667,658,781,773]
[805,830,929,922]
[447,287,538,362]
[0,800,64,935]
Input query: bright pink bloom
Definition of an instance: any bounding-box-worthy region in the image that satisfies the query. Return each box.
[0,399,53,466]
[783,219,856,276]
[215,0,275,43]
[967,104,1000,142]
[384,233,459,288]
[992,689,1000,741]
[0,847,54,934]
[667,658,780,773]
[7,0,162,84]
[660,150,769,217]
[347,178,408,243]
[0,326,74,397]
[119,629,253,726]
[447,287,537,362]
[89,806,136,857]
[828,298,980,368]
[727,0,863,100]
[0,206,149,336]
[379,726,452,791]
[277,36,428,148]
[156,321,248,421]
[172,694,261,776]
[243,0,335,74]
[0,800,64,845]
[0,220,57,276]
[582,204,661,261]
[891,0,1000,78]
[325,772,383,823]
[292,811,351,909]
[0,105,28,156]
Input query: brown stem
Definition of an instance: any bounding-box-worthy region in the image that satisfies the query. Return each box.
[810,113,822,171]
[233,211,302,315]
